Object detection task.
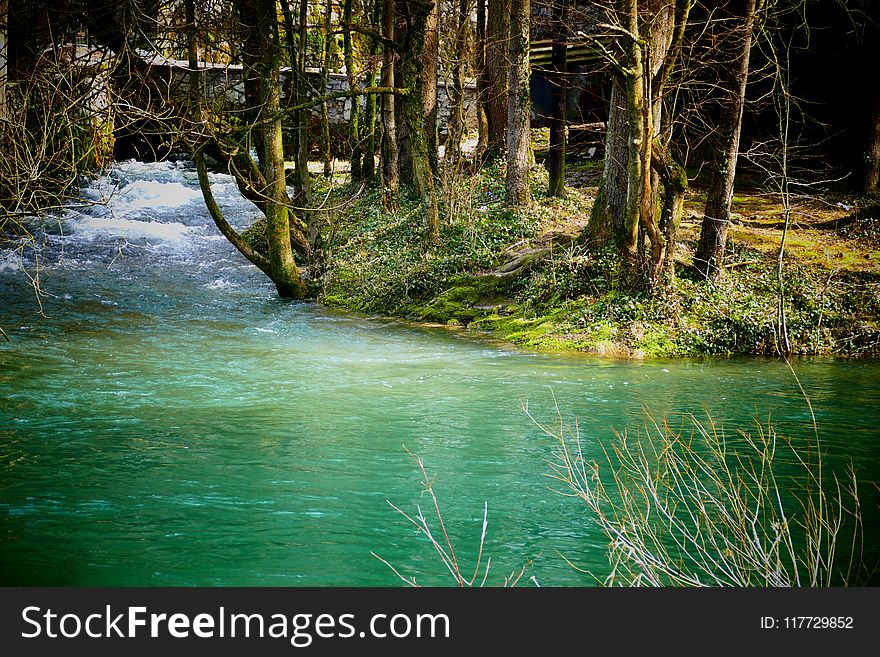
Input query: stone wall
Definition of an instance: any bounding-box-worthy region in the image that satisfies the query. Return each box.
[160,56,478,136]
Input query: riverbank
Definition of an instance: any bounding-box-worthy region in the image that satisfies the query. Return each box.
[316,155,880,358]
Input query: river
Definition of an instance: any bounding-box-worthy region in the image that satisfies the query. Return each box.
[1,160,878,586]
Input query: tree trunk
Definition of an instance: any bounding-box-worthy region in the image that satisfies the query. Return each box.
[446,0,469,164]
[280,0,312,224]
[476,0,490,156]
[321,0,333,178]
[621,0,647,279]
[256,0,308,298]
[547,0,568,198]
[394,3,413,184]
[381,0,399,209]
[866,80,880,196]
[585,78,628,246]
[191,0,307,299]
[343,0,363,182]
[423,0,439,172]
[583,0,690,292]
[486,0,510,159]
[398,0,440,245]
[363,0,382,182]
[0,0,7,121]
[506,0,530,206]
[694,0,757,278]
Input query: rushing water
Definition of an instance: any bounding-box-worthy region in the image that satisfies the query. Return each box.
[1,161,878,586]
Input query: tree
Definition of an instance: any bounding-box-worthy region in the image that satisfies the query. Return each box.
[485,0,510,158]
[343,0,363,181]
[320,0,334,178]
[547,0,569,197]
[475,0,490,154]
[397,0,440,245]
[869,84,880,197]
[423,0,440,172]
[0,0,7,122]
[693,0,759,279]
[584,0,691,291]
[188,0,308,298]
[362,0,382,182]
[505,0,530,205]
[445,0,471,165]
[381,0,400,208]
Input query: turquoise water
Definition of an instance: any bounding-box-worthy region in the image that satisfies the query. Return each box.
[1,161,878,586]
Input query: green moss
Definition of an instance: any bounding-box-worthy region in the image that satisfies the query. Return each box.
[241,218,268,254]
[316,148,880,358]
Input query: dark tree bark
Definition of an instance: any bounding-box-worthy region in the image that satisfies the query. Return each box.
[867,81,880,196]
[485,0,510,159]
[381,0,399,208]
[280,0,312,221]
[694,0,757,279]
[506,0,530,205]
[548,0,569,198]
[394,2,412,183]
[476,0,490,155]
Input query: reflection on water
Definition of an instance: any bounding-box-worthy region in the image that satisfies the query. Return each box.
[1,161,878,586]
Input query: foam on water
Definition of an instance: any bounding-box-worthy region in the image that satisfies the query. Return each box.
[67,214,192,243]
[0,248,25,273]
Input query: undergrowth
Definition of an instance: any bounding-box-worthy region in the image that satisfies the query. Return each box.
[317,163,880,357]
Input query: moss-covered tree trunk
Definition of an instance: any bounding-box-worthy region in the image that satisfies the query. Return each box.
[381,0,399,209]
[363,0,382,183]
[190,0,307,299]
[694,0,757,278]
[583,0,690,291]
[547,0,568,197]
[399,0,440,245]
[505,0,530,206]
[254,0,308,298]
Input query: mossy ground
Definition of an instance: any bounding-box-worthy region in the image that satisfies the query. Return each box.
[310,140,880,358]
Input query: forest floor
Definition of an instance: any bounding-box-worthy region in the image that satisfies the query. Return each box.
[313,134,880,358]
